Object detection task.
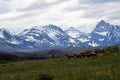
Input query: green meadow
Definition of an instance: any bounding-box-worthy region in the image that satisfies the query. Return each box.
[0,53,120,80]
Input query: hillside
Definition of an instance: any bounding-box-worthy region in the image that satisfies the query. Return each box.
[0,52,120,80]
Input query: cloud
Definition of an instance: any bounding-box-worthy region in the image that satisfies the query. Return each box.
[20,0,47,11]
[0,6,11,14]
[20,0,69,11]
[1,0,14,1]
[64,1,120,24]
[0,0,11,14]
[82,3,120,18]
[0,0,119,33]
[0,0,36,12]
[78,0,120,4]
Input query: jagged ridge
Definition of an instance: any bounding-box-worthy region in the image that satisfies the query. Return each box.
[0,20,120,51]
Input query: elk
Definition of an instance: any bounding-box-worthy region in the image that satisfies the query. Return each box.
[80,53,86,57]
[80,52,97,58]
[73,54,82,58]
[65,54,75,59]
[90,53,97,57]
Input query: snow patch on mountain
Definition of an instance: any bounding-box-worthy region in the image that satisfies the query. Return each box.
[65,27,89,43]
[88,42,99,47]
[78,38,89,43]
[98,38,104,41]
[25,36,36,42]
[9,40,20,45]
[0,33,4,38]
[94,31,109,36]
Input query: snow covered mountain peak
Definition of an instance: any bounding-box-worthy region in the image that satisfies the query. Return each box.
[0,28,20,45]
[43,24,61,30]
[17,24,82,49]
[98,20,106,24]
[67,27,77,31]
[65,27,83,38]
[0,28,5,32]
[89,20,120,47]
[94,20,112,32]
[65,27,89,43]
[0,28,6,38]
[34,24,63,32]
[0,20,120,51]
[0,28,13,39]
[38,25,81,47]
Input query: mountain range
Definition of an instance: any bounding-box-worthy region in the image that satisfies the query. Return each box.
[0,20,120,52]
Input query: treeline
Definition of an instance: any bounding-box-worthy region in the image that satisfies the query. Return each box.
[0,45,119,62]
[84,45,119,55]
[65,45,119,59]
[94,45,119,54]
[0,52,38,63]
[0,53,20,61]
[0,53,20,63]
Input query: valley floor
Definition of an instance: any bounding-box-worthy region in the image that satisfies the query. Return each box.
[0,52,120,80]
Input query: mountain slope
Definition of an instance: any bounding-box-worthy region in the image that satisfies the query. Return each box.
[38,25,81,47]
[65,27,89,43]
[88,20,120,46]
[18,27,58,49]
[0,20,119,51]
[18,24,81,49]
[0,28,19,45]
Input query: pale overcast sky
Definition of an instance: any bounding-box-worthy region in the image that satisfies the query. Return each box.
[0,0,120,33]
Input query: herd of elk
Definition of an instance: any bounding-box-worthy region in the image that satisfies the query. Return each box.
[65,54,75,59]
[65,52,97,59]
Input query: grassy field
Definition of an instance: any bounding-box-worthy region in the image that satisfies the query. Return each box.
[0,53,120,80]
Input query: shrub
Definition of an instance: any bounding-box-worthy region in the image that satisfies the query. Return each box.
[37,74,54,80]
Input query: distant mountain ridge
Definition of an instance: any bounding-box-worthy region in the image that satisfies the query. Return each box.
[0,20,120,52]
